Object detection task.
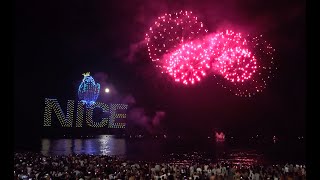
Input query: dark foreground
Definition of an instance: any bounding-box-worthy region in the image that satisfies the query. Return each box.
[14,152,306,180]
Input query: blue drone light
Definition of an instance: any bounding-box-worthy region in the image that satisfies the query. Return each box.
[78,72,100,106]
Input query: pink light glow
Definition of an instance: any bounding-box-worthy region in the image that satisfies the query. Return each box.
[162,40,211,85]
[145,10,207,63]
[145,13,276,95]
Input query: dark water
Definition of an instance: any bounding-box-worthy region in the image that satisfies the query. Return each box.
[16,135,306,165]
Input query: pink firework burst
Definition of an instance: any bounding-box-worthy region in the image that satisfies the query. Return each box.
[213,47,257,83]
[203,30,257,83]
[207,30,248,59]
[213,33,277,97]
[145,10,208,64]
[162,40,211,85]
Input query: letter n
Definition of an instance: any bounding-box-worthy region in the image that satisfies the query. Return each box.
[43,98,74,127]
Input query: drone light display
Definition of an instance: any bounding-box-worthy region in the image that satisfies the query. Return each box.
[43,98,74,127]
[146,11,277,97]
[43,99,128,128]
[85,102,110,128]
[44,73,128,128]
[78,72,100,106]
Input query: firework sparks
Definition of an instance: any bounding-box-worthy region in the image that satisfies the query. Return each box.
[162,40,211,85]
[145,13,277,96]
[212,33,276,97]
[145,10,208,63]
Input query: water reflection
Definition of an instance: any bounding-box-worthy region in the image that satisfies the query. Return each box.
[40,136,305,165]
[41,139,50,156]
[218,149,264,166]
[41,135,126,157]
[74,139,83,152]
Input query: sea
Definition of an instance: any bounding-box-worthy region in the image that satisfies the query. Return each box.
[14,135,306,165]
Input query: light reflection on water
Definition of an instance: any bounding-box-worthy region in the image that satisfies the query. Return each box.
[40,136,305,165]
[40,136,260,165]
[41,135,126,157]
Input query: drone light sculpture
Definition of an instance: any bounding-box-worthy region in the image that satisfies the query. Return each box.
[78,72,100,106]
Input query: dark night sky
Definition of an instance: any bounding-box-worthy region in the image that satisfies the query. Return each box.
[14,0,305,140]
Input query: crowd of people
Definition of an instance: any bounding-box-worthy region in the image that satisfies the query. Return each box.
[14,152,306,180]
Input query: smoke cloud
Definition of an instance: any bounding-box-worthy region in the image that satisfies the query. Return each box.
[93,72,166,134]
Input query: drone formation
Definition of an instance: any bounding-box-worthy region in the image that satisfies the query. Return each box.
[145,11,276,97]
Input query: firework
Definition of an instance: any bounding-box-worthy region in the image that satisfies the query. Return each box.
[145,10,208,64]
[207,30,248,58]
[213,34,277,97]
[207,30,257,83]
[145,13,277,95]
[162,40,211,85]
[213,47,257,83]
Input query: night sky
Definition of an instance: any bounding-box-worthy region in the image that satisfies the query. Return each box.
[14,0,305,141]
